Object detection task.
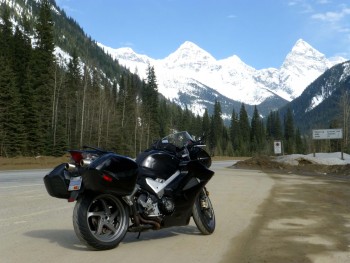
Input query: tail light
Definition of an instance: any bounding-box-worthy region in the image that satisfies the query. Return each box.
[102,174,113,182]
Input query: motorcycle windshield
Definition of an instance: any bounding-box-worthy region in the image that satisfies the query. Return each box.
[162,131,193,149]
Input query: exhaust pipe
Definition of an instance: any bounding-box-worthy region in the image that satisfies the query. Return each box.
[80,159,92,167]
[138,215,161,230]
[65,163,77,171]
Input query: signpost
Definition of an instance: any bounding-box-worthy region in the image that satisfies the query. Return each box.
[312,129,343,140]
[274,140,282,155]
[312,128,343,159]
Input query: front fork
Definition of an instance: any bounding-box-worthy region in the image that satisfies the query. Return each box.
[200,187,210,209]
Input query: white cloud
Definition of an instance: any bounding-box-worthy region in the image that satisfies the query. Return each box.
[288,0,314,13]
[312,7,350,23]
[288,1,350,60]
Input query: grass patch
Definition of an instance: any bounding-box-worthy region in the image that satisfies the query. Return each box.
[0,155,69,170]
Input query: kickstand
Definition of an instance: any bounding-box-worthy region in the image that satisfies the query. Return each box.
[137,232,141,239]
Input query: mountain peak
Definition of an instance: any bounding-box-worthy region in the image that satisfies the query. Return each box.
[97,43,152,64]
[294,39,312,49]
[289,39,324,58]
[289,39,346,67]
[178,41,201,50]
[164,41,216,67]
[279,39,330,99]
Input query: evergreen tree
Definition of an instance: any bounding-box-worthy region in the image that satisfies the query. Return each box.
[0,56,24,156]
[202,109,210,137]
[295,128,305,154]
[158,99,169,137]
[116,73,138,156]
[181,105,192,132]
[0,9,26,155]
[12,26,31,94]
[192,114,203,138]
[63,51,81,148]
[209,100,224,155]
[229,108,241,155]
[266,110,282,140]
[250,106,264,153]
[284,108,295,154]
[239,103,250,155]
[0,6,13,59]
[24,0,55,155]
[142,65,159,147]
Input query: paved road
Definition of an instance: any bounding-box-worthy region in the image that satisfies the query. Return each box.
[0,162,274,263]
[1,163,349,262]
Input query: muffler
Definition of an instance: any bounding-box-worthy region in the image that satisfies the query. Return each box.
[80,159,92,167]
[65,163,77,171]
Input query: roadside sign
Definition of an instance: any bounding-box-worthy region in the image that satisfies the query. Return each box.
[274,140,282,154]
[312,129,343,140]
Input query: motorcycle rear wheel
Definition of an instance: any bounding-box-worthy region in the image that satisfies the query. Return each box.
[73,193,129,250]
[192,188,216,234]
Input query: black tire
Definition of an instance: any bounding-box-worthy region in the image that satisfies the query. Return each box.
[73,193,129,250]
[192,188,215,234]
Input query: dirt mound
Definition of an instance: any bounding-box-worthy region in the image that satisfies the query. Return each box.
[233,156,350,177]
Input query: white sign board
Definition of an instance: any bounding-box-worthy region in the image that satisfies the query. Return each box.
[312,129,343,140]
[274,140,282,154]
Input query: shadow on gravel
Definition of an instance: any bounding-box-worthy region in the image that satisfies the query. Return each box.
[25,225,199,250]
[123,225,200,243]
[221,174,350,263]
[24,229,87,251]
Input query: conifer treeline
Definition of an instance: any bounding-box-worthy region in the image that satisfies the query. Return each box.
[0,0,204,157]
[0,0,312,158]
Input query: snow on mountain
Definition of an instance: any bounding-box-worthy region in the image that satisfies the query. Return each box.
[278,39,343,100]
[163,41,217,69]
[305,61,350,113]
[98,39,346,115]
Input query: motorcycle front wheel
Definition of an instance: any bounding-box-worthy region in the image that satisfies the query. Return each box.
[192,188,216,234]
[73,193,129,250]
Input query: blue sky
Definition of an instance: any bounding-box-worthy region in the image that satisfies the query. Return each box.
[56,0,350,69]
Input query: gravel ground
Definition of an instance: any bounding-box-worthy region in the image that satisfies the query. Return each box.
[233,155,350,177]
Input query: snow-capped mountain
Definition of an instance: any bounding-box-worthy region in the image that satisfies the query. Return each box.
[278,39,343,99]
[98,39,346,117]
[279,60,350,132]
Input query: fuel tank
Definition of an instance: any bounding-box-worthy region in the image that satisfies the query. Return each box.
[136,150,180,180]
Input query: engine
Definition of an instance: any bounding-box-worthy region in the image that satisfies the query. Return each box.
[137,193,175,217]
[159,196,175,215]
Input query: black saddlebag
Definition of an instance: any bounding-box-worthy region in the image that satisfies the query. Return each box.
[43,163,70,199]
[82,153,138,195]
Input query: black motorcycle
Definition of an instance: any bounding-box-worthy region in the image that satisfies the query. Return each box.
[44,131,215,250]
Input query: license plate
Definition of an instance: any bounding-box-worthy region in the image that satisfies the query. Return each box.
[68,176,82,191]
